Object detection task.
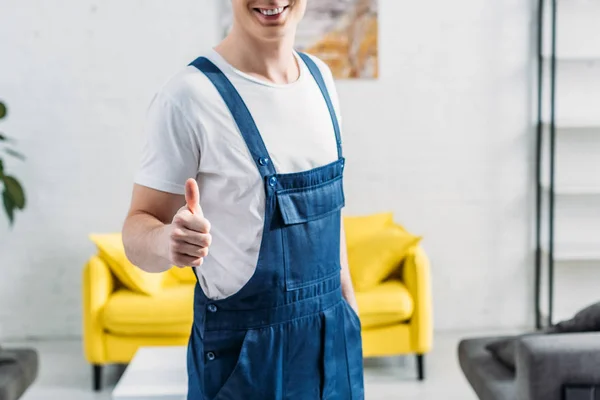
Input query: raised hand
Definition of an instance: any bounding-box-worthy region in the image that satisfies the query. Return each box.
[168,178,212,267]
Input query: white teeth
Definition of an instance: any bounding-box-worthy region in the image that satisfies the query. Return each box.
[260,7,284,16]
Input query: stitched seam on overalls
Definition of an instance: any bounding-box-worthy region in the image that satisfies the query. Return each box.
[283,265,340,291]
[204,298,342,332]
[280,301,340,326]
[276,174,343,195]
[342,310,354,400]
[280,206,343,227]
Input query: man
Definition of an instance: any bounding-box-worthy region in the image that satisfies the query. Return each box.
[122,1,364,398]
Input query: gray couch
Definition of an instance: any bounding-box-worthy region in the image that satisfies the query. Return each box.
[0,347,38,400]
[458,332,600,400]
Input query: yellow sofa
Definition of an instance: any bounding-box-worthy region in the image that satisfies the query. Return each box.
[344,212,433,380]
[355,246,432,376]
[83,214,432,390]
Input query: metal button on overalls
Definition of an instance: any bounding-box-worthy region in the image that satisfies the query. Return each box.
[185,54,365,400]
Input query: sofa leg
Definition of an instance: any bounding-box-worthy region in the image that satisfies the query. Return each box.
[93,364,103,391]
[416,354,424,381]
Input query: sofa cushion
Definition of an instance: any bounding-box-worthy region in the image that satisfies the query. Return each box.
[485,301,600,371]
[89,233,168,296]
[551,300,600,333]
[348,224,421,292]
[343,212,394,250]
[103,284,195,336]
[356,281,414,329]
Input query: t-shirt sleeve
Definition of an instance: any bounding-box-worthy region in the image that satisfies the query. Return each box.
[134,93,201,195]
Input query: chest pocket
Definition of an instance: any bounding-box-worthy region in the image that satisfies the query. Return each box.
[276,175,345,291]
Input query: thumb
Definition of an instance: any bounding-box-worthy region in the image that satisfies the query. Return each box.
[185,178,203,217]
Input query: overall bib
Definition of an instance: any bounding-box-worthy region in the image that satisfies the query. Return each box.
[186,53,365,400]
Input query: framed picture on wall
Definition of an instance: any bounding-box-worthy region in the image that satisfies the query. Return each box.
[219,0,379,79]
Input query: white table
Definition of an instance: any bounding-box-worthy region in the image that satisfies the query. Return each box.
[112,346,188,400]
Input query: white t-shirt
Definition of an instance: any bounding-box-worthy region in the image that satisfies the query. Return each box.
[135,49,342,300]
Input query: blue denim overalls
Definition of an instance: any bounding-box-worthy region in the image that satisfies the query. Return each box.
[186,53,364,400]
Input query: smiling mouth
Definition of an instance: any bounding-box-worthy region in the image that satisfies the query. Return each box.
[254,5,289,17]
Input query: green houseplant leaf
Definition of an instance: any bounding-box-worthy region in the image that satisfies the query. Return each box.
[2,188,15,225]
[3,148,25,161]
[0,100,26,226]
[3,175,25,209]
[0,134,16,144]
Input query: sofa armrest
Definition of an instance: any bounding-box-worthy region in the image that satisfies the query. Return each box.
[82,255,115,364]
[516,332,600,400]
[402,245,433,353]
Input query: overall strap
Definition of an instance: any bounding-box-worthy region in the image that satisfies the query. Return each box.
[188,57,277,178]
[298,53,343,159]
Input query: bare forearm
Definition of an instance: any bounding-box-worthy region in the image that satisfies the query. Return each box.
[122,212,172,273]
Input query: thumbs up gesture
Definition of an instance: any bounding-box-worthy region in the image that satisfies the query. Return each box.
[169,178,212,268]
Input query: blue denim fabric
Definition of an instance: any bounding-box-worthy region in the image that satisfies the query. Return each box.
[186,54,364,400]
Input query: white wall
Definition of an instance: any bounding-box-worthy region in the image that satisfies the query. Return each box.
[537,0,600,323]
[0,0,537,340]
